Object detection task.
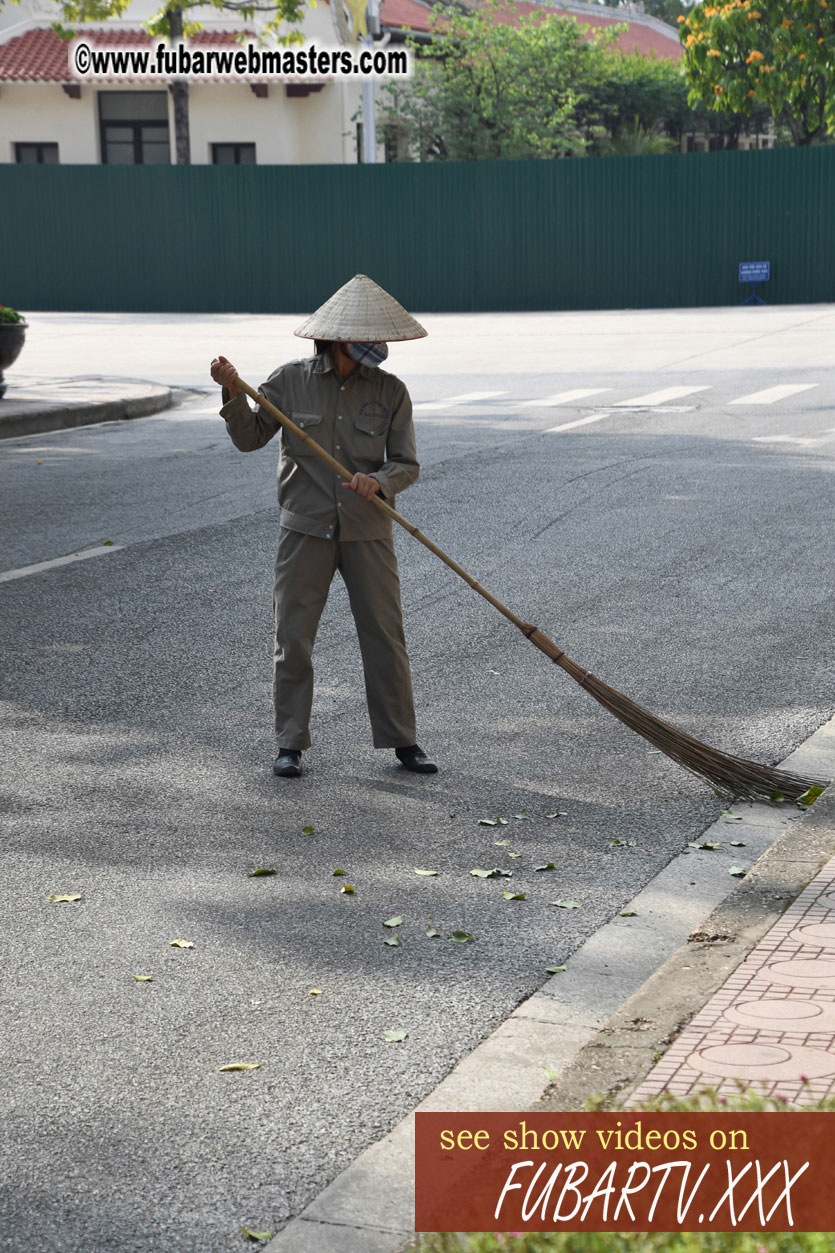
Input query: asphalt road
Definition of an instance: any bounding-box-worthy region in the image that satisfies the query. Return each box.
[2,307,835,1250]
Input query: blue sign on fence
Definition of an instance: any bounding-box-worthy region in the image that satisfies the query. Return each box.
[739,261,771,283]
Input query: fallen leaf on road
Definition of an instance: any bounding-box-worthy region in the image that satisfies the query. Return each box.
[545,812,568,819]
[770,791,785,804]
[247,868,277,877]
[426,923,440,938]
[729,840,747,848]
[728,865,748,878]
[534,862,555,872]
[382,916,402,928]
[383,1029,407,1042]
[470,868,498,878]
[449,930,474,943]
[414,868,438,876]
[506,851,521,859]
[133,974,154,982]
[544,1068,560,1082]
[332,869,347,876]
[797,786,825,810]
[514,810,532,820]
[309,988,322,996]
[478,816,507,826]
[494,839,511,847]
[688,841,722,851]
[169,939,194,948]
[503,890,526,901]
[611,839,636,848]
[550,899,580,910]
[546,966,567,974]
[340,884,355,895]
[301,824,315,835]
[721,810,742,821]
[619,910,637,917]
[218,1062,261,1072]
[242,1228,272,1243]
[48,893,81,903]
[384,933,401,947]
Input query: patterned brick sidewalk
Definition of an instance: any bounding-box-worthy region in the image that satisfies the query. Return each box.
[629,855,835,1107]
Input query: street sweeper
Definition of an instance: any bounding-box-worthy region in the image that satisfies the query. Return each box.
[213,277,824,804]
[211,274,437,780]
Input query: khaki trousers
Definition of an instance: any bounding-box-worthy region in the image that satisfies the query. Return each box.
[272,526,417,750]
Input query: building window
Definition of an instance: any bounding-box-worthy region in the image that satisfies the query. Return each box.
[99,92,170,164]
[211,143,256,165]
[15,142,59,164]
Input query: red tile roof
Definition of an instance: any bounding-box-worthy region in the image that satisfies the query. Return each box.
[381,0,436,32]
[380,0,683,59]
[0,27,249,83]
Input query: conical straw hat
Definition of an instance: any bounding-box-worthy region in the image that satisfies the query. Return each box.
[294,274,427,342]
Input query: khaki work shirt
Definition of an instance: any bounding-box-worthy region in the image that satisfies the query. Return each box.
[220,351,419,541]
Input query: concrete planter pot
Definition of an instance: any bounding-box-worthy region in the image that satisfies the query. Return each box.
[0,320,28,399]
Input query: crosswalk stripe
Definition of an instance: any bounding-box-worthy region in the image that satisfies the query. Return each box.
[613,386,711,407]
[545,412,614,434]
[730,384,818,406]
[413,391,507,412]
[516,388,611,408]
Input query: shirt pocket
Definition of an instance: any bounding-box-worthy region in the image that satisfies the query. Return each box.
[284,412,323,458]
[351,412,388,462]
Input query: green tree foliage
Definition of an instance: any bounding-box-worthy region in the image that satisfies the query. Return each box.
[680,0,835,145]
[383,5,604,160]
[381,1,695,160]
[597,117,679,153]
[380,0,753,160]
[43,0,306,42]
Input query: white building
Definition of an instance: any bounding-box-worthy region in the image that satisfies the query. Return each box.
[0,0,403,163]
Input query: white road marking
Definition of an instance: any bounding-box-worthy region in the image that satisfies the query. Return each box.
[753,428,835,447]
[545,412,614,433]
[515,388,612,408]
[613,386,711,407]
[412,391,507,412]
[730,383,818,405]
[0,544,124,584]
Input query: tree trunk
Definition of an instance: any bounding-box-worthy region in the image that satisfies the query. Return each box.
[167,7,191,165]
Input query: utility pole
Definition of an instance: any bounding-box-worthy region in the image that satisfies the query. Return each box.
[361,0,380,164]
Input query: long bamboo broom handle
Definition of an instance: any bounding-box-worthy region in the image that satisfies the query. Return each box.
[235,378,554,652]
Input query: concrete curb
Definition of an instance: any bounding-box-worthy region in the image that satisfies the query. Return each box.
[538,784,835,1113]
[0,378,173,439]
[263,716,835,1252]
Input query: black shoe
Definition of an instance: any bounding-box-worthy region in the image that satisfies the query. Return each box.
[395,744,438,774]
[273,748,302,777]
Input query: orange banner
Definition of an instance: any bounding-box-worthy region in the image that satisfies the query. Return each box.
[415,1113,834,1232]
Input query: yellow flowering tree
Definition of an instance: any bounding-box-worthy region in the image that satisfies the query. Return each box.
[680,0,835,145]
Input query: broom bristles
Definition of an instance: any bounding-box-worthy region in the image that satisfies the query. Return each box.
[527,630,825,803]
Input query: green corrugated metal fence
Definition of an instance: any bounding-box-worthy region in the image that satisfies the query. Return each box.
[1,146,833,312]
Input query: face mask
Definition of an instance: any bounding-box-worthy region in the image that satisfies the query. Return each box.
[343,341,389,367]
